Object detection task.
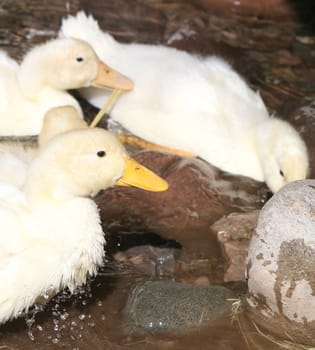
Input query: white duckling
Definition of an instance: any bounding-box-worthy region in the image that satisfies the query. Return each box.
[38,105,88,147]
[0,106,88,188]
[0,37,132,136]
[0,127,168,324]
[60,12,309,192]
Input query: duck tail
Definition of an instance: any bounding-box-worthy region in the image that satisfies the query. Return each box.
[59,11,116,48]
[60,11,100,38]
[59,11,119,62]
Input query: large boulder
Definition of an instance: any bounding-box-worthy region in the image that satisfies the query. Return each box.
[246,180,315,345]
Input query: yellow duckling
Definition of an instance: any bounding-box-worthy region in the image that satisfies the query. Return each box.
[0,127,168,324]
[39,105,88,147]
[60,12,308,193]
[0,37,132,136]
[0,106,88,188]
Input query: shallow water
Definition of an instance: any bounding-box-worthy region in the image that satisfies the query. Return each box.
[1,0,315,349]
[0,271,279,350]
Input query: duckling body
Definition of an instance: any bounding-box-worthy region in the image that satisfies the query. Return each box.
[0,186,103,321]
[0,127,168,323]
[0,38,132,136]
[60,12,309,192]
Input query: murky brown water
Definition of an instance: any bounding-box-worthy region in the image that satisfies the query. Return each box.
[1,0,315,349]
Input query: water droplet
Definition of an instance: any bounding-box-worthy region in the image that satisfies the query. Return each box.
[52,337,59,344]
[78,314,86,321]
[60,312,69,321]
[27,329,35,341]
[97,300,103,307]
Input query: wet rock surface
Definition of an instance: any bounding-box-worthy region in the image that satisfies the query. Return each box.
[212,210,260,282]
[113,242,181,277]
[246,180,315,345]
[124,280,234,333]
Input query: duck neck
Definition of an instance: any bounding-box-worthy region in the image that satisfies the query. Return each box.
[23,161,85,209]
[18,65,81,114]
[18,51,74,106]
[254,120,272,158]
[18,52,48,100]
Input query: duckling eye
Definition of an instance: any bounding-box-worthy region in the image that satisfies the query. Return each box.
[76,57,84,63]
[97,150,106,158]
[279,169,284,177]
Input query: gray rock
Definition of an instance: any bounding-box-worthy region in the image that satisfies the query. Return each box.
[246,179,315,345]
[124,280,233,333]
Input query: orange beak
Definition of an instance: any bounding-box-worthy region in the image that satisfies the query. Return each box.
[92,61,133,91]
[116,158,168,192]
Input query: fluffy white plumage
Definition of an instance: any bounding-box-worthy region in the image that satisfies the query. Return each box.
[0,126,168,323]
[60,12,309,192]
[0,106,88,188]
[0,37,132,136]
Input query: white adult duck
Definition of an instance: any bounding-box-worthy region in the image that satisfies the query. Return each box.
[0,37,132,136]
[0,126,168,324]
[60,12,309,193]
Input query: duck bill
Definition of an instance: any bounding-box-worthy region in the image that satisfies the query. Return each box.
[116,158,169,192]
[92,61,133,91]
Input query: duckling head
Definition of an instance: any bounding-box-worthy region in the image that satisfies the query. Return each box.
[19,38,133,98]
[25,128,168,203]
[255,118,309,193]
[39,105,87,148]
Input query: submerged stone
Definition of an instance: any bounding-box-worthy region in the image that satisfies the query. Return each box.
[124,280,233,333]
[246,180,315,345]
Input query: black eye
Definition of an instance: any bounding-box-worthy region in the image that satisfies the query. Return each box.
[76,57,84,62]
[97,150,106,158]
[279,169,284,177]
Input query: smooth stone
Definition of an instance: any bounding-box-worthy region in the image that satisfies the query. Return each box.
[124,280,234,333]
[246,180,315,345]
[211,210,259,282]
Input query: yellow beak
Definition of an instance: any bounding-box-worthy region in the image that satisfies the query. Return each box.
[92,61,134,91]
[116,158,169,192]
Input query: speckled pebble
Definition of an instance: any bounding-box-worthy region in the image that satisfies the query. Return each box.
[124,280,233,333]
